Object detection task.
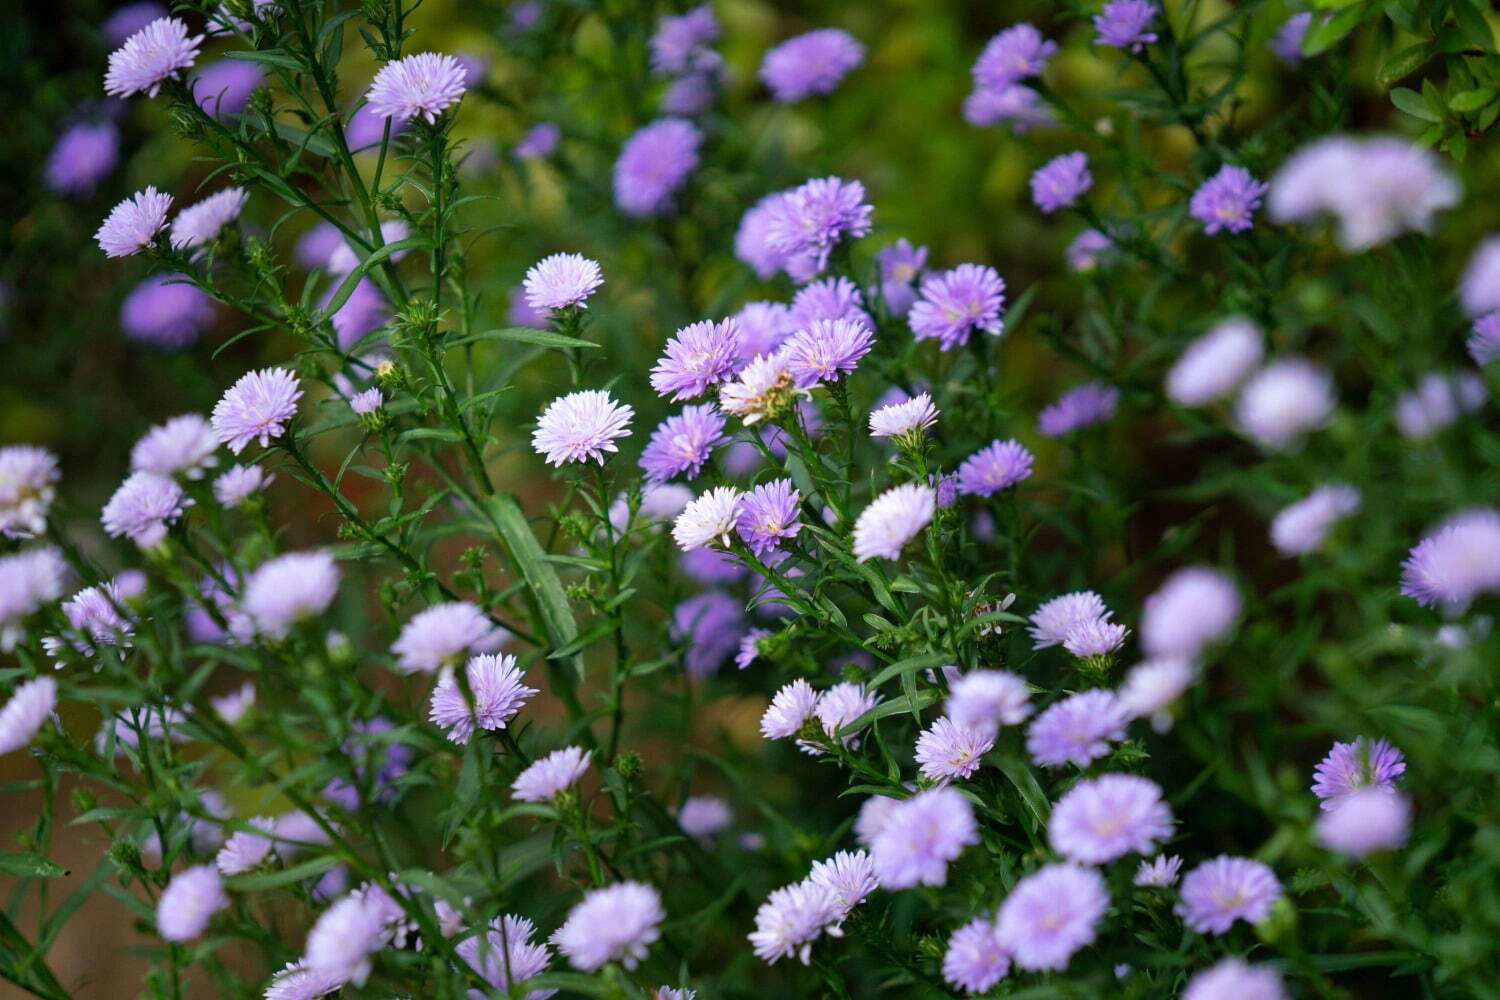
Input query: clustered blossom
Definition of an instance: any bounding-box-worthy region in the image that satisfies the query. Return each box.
[429,653,537,744]
[868,787,978,888]
[0,445,60,538]
[551,881,663,971]
[532,390,634,466]
[1190,165,1269,234]
[1030,152,1092,213]
[1176,855,1282,934]
[614,118,703,216]
[364,52,468,122]
[758,29,864,103]
[650,320,741,400]
[523,253,603,312]
[105,16,203,97]
[908,263,1006,350]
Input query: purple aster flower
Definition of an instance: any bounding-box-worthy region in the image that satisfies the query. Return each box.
[104,2,168,46]
[1184,958,1287,1000]
[1396,371,1486,440]
[1316,788,1411,858]
[673,487,743,551]
[321,718,412,811]
[1176,856,1282,934]
[852,483,935,562]
[748,879,842,965]
[678,795,732,838]
[736,479,803,555]
[101,471,190,547]
[46,120,119,196]
[43,582,133,659]
[650,5,718,75]
[736,626,772,669]
[1030,152,1092,213]
[1063,618,1128,658]
[1067,228,1113,270]
[734,195,791,280]
[1048,774,1173,864]
[1311,737,1405,807]
[790,277,872,330]
[946,670,1031,734]
[1270,484,1360,555]
[672,591,745,677]
[211,682,254,724]
[974,24,1058,91]
[213,464,271,508]
[349,387,384,415]
[120,274,215,349]
[524,253,603,312]
[808,850,877,918]
[760,679,818,740]
[765,178,874,278]
[1134,853,1183,887]
[955,439,1033,496]
[212,368,302,453]
[870,392,939,441]
[0,677,58,755]
[0,446,60,539]
[189,57,264,116]
[1029,591,1109,648]
[1461,236,1500,318]
[429,653,537,744]
[325,219,409,275]
[1468,312,1500,364]
[639,405,727,482]
[215,815,277,875]
[1190,165,1268,235]
[812,681,879,752]
[264,959,343,1000]
[0,548,69,652]
[1268,135,1459,251]
[532,390,634,466]
[457,915,555,999]
[157,865,226,942]
[1038,381,1119,436]
[513,746,591,802]
[552,881,663,971]
[943,917,1009,994]
[323,278,389,351]
[876,239,928,314]
[963,83,1055,131]
[170,188,247,250]
[1026,689,1127,768]
[1271,13,1313,65]
[1140,566,1239,659]
[364,52,467,123]
[304,892,392,986]
[1235,356,1336,448]
[392,601,507,674]
[1094,0,1159,52]
[869,786,978,889]
[915,717,995,782]
[995,864,1108,972]
[242,550,339,639]
[346,99,408,149]
[1118,657,1194,731]
[105,16,202,97]
[908,263,1006,350]
[614,118,703,217]
[759,29,865,103]
[782,318,874,387]
[96,186,171,258]
[514,121,560,159]
[1401,509,1500,612]
[650,319,742,400]
[733,302,795,361]
[1167,317,1264,405]
[131,414,219,479]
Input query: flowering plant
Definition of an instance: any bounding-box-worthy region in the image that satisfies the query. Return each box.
[4,1,1500,998]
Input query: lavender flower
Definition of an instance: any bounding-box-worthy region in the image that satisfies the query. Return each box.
[1134,853,1183,887]
[523,253,603,312]
[1140,566,1239,659]
[673,487,743,551]
[678,795,732,838]
[303,892,392,986]
[101,471,190,548]
[1190,166,1268,235]
[1038,381,1118,436]
[734,196,791,280]
[764,178,874,278]
[908,264,1006,350]
[1395,371,1486,440]
[748,880,842,965]
[212,368,303,453]
[808,850,877,918]
[1166,318,1264,405]
[869,787,978,888]
[870,392,939,441]
[1093,0,1159,52]
[1311,737,1406,808]
[170,188,247,250]
[941,917,1009,993]
[1025,689,1127,768]
[1030,152,1092,213]
[1067,228,1114,270]
[1401,509,1500,612]
[392,601,506,673]
[736,479,803,556]
[650,5,718,75]
[671,591,745,677]
[215,816,277,875]
[104,2,167,46]
[963,84,1054,132]
[552,881,663,971]
[532,390,634,466]
[1183,959,1287,1000]
[1029,591,1109,648]
[214,464,271,508]
[1118,657,1194,731]
[915,717,995,782]
[1270,484,1360,555]
[639,405,727,483]
[650,319,742,400]
[759,29,865,103]
[0,677,58,755]
[44,583,133,659]
[852,483,935,562]
[0,549,68,652]
[718,352,798,425]
[955,439,1033,496]
[876,239,928,315]
[1469,313,1500,363]
[96,187,171,257]
[514,121,560,159]
[1048,774,1173,864]
[783,319,874,387]
[1239,356,1336,445]
[320,719,411,810]
[760,679,819,740]
[105,17,202,97]
[263,960,343,1000]
[457,915,555,999]
[0,446,60,538]
[46,121,119,196]
[428,653,537,744]
[790,277,872,330]
[614,118,703,216]
[1176,856,1282,934]
[513,746,591,802]
[946,670,1031,734]
[157,865,227,942]
[242,551,339,639]
[190,57,264,116]
[1063,618,1129,658]
[364,52,467,123]
[995,864,1108,971]
[974,24,1058,91]
[736,627,771,670]
[1461,236,1500,318]
[733,302,795,361]
[1316,788,1411,858]
[211,682,254,724]
[120,274,215,349]
[131,414,219,479]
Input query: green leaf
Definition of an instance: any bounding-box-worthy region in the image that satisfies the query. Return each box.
[1390,87,1441,121]
[316,237,431,324]
[867,651,952,690]
[1302,3,1370,57]
[1448,87,1496,112]
[0,853,66,878]
[484,494,582,677]
[448,327,598,351]
[1377,42,1434,86]
[225,855,340,891]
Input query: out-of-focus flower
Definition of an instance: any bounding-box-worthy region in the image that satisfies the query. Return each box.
[1184,958,1287,1000]
[157,865,226,942]
[1175,856,1282,934]
[946,670,1031,734]
[213,464,272,508]
[0,677,58,755]
[964,83,1054,131]
[1030,152,1091,213]
[1139,566,1239,659]
[1270,484,1360,555]
[190,58,263,116]
[1190,165,1268,235]
[1316,788,1411,858]
[650,5,718,75]
[942,916,1009,993]
[46,120,119,196]
[457,915,555,1000]
[215,816,277,875]
[974,24,1058,91]
[131,414,219,479]
[1025,689,1127,767]
[0,446,60,539]
[1461,236,1500,318]
[120,274,215,349]
[1118,657,1194,731]
[677,795,732,838]
[1038,381,1118,436]
[104,2,167,46]
[303,891,394,986]
[212,368,303,453]
[1167,318,1264,406]
[514,121,560,159]
[365,52,468,122]
[0,549,69,652]
[1400,509,1500,612]
[532,391,634,466]
[1395,371,1486,440]
[243,551,339,639]
[671,591,745,677]
[1048,774,1173,864]
[614,118,703,217]
[995,864,1107,971]
[1093,0,1159,51]
[513,746,591,802]
[551,881,663,971]
[791,277,871,330]
[1468,313,1500,364]
[1270,12,1313,64]
[1066,228,1113,270]
[392,601,507,674]
[876,239,928,314]
[869,787,978,888]
[759,29,864,103]
[105,17,202,97]
[101,471,190,548]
